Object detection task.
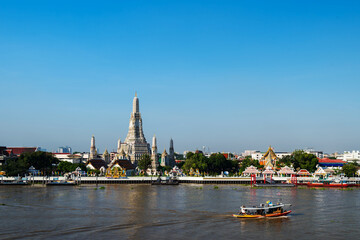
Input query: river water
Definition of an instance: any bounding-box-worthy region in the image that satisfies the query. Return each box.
[1,184,359,239]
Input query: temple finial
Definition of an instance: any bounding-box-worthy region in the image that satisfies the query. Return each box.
[135,91,137,97]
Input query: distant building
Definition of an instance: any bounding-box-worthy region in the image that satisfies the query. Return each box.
[57,146,72,154]
[52,153,82,164]
[242,150,260,157]
[342,151,360,163]
[304,149,323,159]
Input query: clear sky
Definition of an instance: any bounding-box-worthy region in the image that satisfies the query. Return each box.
[1,0,359,154]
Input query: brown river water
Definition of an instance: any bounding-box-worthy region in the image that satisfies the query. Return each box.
[1,184,360,239]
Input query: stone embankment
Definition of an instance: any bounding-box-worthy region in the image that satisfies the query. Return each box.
[0,176,323,184]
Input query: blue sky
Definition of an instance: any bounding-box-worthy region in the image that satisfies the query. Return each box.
[1,0,359,154]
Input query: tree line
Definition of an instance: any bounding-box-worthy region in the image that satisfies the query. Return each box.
[0,151,86,176]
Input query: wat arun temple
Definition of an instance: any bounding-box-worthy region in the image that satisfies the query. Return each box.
[88,93,174,171]
[117,93,151,165]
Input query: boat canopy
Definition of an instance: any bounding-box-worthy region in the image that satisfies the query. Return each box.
[242,203,291,210]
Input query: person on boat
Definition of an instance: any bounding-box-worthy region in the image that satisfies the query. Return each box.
[240,206,246,214]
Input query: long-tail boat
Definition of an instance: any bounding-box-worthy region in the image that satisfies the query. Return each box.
[233,202,292,218]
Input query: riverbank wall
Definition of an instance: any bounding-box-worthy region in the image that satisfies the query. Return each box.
[1,176,323,185]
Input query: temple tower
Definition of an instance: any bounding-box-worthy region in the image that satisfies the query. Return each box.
[90,135,96,160]
[117,139,121,153]
[161,148,168,167]
[120,93,150,165]
[151,135,159,171]
[168,138,175,167]
[103,148,110,163]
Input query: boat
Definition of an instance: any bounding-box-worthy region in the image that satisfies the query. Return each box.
[46,177,78,186]
[307,179,349,188]
[46,180,78,186]
[233,202,292,218]
[151,177,179,185]
[0,176,30,185]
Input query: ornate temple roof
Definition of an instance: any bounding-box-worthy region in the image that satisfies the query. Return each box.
[278,166,296,175]
[242,165,260,174]
[260,146,278,168]
[110,160,135,170]
[262,166,276,174]
[87,159,108,170]
[297,169,311,175]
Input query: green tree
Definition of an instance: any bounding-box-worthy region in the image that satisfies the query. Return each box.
[208,153,237,174]
[277,155,292,168]
[57,162,86,173]
[3,151,60,176]
[182,152,208,173]
[176,161,185,169]
[185,152,194,160]
[58,161,74,173]
[3,157,28,176]
[138,154,152,174]
[292,150,318,172]
[19,151,59,174]
[181,152,238,175]
[342,162,358,177]
[174,153,185,160]
[239,156,260,173]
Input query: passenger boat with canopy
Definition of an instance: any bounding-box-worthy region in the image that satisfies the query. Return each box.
[233,201,292,218]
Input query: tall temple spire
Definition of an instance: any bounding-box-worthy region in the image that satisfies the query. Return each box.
[151,135,159,171]
[90,135,96,159]
[169,138,174,154]
[133,92,139,113]
[152,135,157,155]
[117,138,121,153]
[122,93,150,164]
[169,138,175,167]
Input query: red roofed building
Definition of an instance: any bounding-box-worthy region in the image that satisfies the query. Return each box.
[5,147,38,156]
[318,158,346,168]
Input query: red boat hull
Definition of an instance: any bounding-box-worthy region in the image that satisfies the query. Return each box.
[307,182,349,188]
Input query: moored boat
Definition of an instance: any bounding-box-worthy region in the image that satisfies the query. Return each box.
[307,179,349,188]
[46,180,77,186]
[46,177,78,186]
[151,177,179,185]
[0,176,30,185]
[233,202,292,218]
